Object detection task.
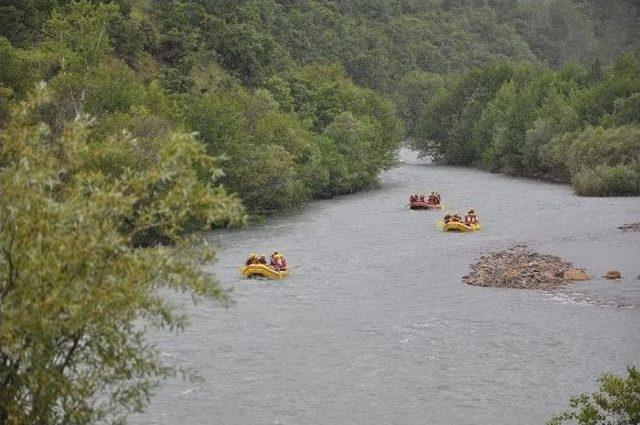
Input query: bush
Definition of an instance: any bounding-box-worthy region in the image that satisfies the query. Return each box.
[613,93,640,126]
[571,164,640,196]
[184,93,249,155]
[224,143,308,214]
[85,63,147,114]
[538,131,575,182]
[566,125,640,175]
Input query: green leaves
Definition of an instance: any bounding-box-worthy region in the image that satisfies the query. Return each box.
[415,54,640,196]
[549,366,640,425]
[42,1,119,71]
[0,90,243,424]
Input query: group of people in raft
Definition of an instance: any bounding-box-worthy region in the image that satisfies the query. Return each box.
[410,191,480,226]
[409,192,441,205]
[444,209,479,226]
[245,251,288,271]
[243,198,478,273]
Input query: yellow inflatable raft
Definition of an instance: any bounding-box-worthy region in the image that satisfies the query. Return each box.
[240,264,289,279]
[441,221,481,232]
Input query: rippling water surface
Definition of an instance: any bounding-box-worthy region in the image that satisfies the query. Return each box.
[131,151,640,424]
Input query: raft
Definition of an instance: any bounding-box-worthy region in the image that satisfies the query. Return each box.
[442,221,481,232]
[409,201,442,210]
[240,263,288,279]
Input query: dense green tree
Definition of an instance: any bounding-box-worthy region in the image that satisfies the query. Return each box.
[574,54,640,125]
[416,61,515,163]
[0,90,243,424]
[416,53,640,195]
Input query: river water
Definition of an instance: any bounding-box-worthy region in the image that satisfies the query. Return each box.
[131,150,640,425]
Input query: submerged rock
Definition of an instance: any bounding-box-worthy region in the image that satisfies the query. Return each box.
[618,222,640,232]
[463,246,590,289]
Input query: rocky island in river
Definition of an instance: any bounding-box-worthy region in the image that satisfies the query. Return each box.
[463,246,591,289]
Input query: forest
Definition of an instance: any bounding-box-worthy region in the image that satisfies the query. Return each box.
[414,53,640,195]
[2,0,639,209]
[1,0,639,423]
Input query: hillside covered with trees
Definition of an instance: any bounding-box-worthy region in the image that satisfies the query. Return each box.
[2,0,639,212]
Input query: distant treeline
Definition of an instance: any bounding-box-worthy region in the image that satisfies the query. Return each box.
[413,55,640,195]
[1,0,639,213]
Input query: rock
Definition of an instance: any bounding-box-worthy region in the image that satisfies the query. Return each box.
[604,270,621,279]
[618,222,640,232]
[463,246,590,289]
[563,269,590,281]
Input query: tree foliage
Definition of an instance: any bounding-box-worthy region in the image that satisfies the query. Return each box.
[0,90,243,424]
[415,55,640,195]
[549,366,640,425]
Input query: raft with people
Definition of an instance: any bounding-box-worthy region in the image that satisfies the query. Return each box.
[442,221,481,232]
[241,263,289,279]
[409,192,442,210]
[441,210,481,232]
[241,251,289,279]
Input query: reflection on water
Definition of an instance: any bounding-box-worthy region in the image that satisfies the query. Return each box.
[130,150,640,425]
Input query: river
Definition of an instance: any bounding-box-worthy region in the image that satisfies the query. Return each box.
[130,150,640,424]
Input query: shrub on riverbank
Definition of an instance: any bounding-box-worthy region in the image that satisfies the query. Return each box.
[572,165,640,196]
[544,124,640,195]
